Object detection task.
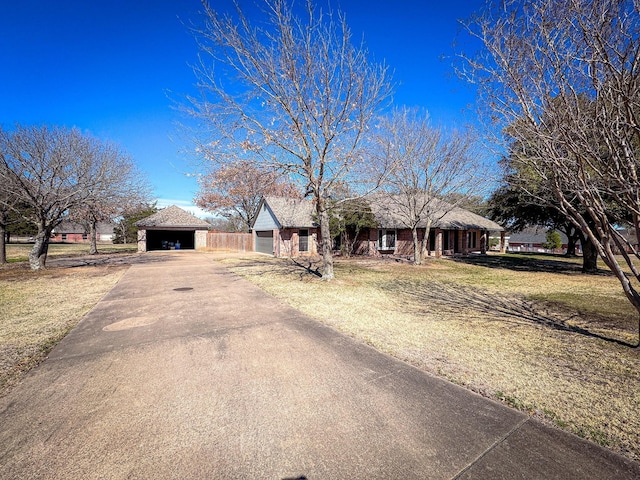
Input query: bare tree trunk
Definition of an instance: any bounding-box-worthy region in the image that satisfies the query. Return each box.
[581,235,598,274]
[565,234,577,257]
[0,210,6,264]
[29,227,51,270]
[634,213,640,254]
[411,227,422,265]
[318,205,334,280]
[121,223,128,244]
[89,219,98,255]
[420,225,432,261]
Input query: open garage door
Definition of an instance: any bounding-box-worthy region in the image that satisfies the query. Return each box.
[255,230,274,255]
[146,230,195,251]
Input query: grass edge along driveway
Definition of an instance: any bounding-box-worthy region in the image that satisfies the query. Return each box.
[0,260,129,395]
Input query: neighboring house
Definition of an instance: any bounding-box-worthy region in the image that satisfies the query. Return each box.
[51,221,115,243]
[252,195,504,258]
[252,196,319,256]
[135,205,210,252]
[506,226,582,254]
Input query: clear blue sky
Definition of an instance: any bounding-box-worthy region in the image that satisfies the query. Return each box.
[0,0,485,217]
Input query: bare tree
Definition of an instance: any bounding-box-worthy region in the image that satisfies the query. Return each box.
[185,0,393,280]
[0,125,145,269]
[0,181,14,264]
[195,160,300,231]
[70,142,151,254]
[460,0,640,344]
[373,107,486,264]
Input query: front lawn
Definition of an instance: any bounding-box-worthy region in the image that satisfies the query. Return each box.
[217,253,640,462]
[1,244,138,393]
[5,242,137,263]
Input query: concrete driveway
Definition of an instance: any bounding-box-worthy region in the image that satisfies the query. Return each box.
[1,252,638,479]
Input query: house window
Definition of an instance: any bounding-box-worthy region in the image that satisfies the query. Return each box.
[61,233,67,241]
[378,229,396,250]
[82,233,88,240]
[299,229,309,252]
[467,231,477,249]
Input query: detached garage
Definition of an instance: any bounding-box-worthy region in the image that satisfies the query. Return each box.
[135,205,210,252]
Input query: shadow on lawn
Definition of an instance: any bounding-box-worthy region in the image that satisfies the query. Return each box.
[224,256,323,280]
[449,253,609,276]
[383,279,637,348]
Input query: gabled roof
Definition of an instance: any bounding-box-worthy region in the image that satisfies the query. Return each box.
[135,205,210,229]
[369,194,504,231]
[260,196,316,228]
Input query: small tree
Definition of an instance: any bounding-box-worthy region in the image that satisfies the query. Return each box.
[373,107,487,264]
[326,198,377,256]
[542,230,562,251]
[113,203,158,244]
[70,142,151,254]
[185,0,393,279]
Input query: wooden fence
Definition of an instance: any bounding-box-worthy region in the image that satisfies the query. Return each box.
[204,232,253,252]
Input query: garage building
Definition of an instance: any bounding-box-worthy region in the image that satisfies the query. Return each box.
[135,205,210,252]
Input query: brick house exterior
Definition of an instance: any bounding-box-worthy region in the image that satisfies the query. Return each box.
[51,221,115,243]
[252,195,504,258]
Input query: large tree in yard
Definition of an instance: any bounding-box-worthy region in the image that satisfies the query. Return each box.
[460,0,640,344]
[185,0,393,280]
[373,107,487,265]
[69,143,151,255]
[0,125,144,269]
[488,167,598,271]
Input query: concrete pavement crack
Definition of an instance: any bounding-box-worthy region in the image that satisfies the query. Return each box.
[450,416,531,479]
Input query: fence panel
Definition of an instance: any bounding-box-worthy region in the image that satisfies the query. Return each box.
[205,232,253,252]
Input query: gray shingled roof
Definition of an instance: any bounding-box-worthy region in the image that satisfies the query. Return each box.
[263,196,317,228]
[508,226,570,244]
[369,194,504,231]
[54,221,115,235]
[263,195,503,231]
[135,205,210,229]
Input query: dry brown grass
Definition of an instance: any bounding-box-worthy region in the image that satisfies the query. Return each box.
[217,253,640,461]
[5,242,137,263]
[0,263,127,395]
